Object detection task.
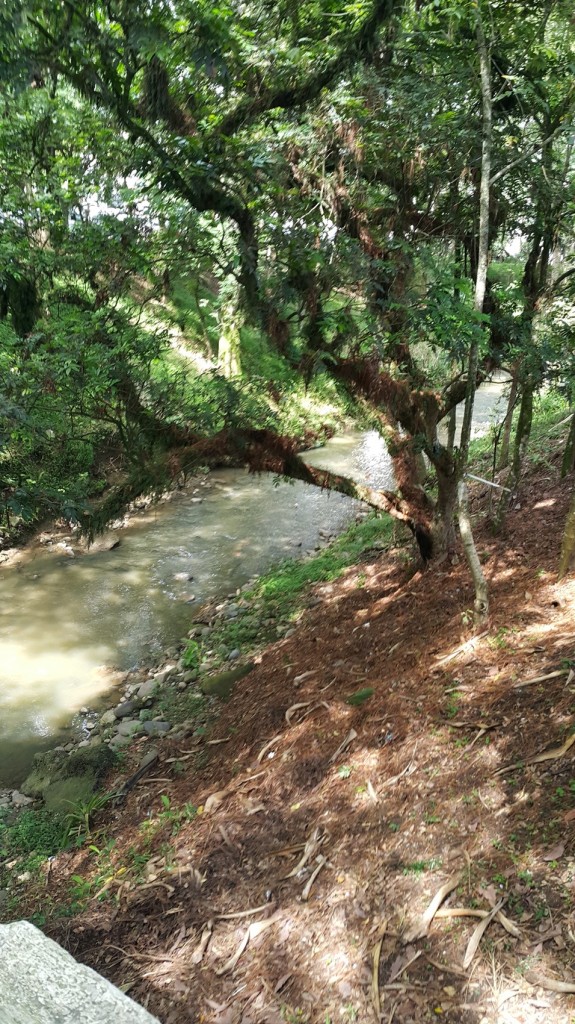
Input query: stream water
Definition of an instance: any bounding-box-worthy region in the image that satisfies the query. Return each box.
[0,381,507,787]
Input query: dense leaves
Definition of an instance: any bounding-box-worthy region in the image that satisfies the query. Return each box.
[1,0,575,584]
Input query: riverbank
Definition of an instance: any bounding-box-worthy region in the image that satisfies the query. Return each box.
[0,507,390,810]
[3,405,575,1024]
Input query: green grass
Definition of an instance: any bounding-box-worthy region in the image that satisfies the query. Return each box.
[185,513,394,670]
[255,514,392,602]
[469,388,571,473]
[0,808,70,859]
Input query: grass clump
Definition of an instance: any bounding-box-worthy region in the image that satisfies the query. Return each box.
[0,807,70,859]
[188,514,393,670]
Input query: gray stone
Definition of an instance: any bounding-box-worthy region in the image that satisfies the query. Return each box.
[142,721,172,737]
[0,921,159,1022]
[137,678,158,701]
[100,709,117,727]
[10,791,33,808]
[108,733,131,750]
[116,719,142,737]
[228,648,241,660]
[81,531,121,554]
[114,700,138,719]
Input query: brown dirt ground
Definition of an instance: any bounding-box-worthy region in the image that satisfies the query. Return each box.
[15,460,575,1024]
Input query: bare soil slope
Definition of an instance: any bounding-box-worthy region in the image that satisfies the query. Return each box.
[37,465,575,1024]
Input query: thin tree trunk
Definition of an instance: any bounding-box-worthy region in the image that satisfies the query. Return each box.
[561,411,575,477]
[218,291,243,377]
[497,368,518,470]
[511,379,534,482]
[457,4,491,622]
[447,406,457,452]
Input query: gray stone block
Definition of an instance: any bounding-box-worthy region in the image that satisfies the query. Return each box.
[0,921,159,1023]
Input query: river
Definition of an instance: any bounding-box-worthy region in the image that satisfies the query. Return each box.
[0,382,507,787]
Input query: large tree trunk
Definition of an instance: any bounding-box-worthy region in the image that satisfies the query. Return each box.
[435,465,459,556]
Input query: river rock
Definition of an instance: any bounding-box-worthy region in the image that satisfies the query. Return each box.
[108,733,131,750]
[11,791,33,807]
[114,700,138,719]
[21,745,117,799]
[116,719,142,737]
[142,720,172,737]
[228,648,240,660]
[100,709,117,727]
[43,775,97,812]
[81,531,121,554]
[137,678,158,701]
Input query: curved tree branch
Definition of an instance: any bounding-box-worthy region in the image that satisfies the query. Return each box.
[218,0,402,136]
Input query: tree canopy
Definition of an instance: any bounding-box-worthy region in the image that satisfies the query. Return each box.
[2,0,575,607]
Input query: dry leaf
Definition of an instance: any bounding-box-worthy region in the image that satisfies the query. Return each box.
[404,874,460,942]
[542,842,565,861]
[462,899,504,969]
[204,790,226,814]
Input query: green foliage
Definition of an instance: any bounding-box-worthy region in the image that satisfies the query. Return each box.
[0,808,70,858]
[182,640,200,671]
[63,792,114,843]
[256,516,392,603]
[345,687,375,706]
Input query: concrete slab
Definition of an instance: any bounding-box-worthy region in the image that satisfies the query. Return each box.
[0,921,160,1023]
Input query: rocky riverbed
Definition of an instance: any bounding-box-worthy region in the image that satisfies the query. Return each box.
[0,517,344,814]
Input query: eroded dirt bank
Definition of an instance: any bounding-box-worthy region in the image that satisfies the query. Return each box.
[13,460,575,1024]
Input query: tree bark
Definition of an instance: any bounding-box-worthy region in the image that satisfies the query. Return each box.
[436,465,459,556]
[497,367,518,469]
[457,3,491,622]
